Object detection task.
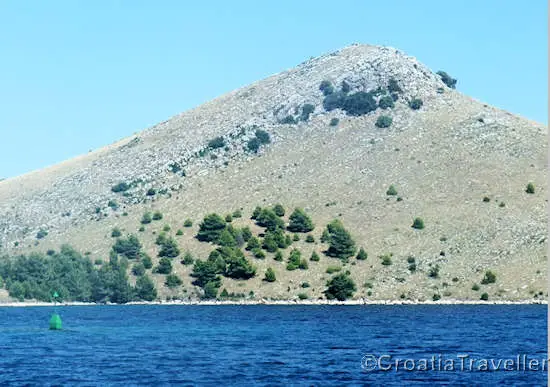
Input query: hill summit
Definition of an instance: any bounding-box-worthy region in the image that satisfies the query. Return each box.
[0,44,546,303]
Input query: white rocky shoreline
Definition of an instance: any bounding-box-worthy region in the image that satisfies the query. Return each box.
[0,299,546,307]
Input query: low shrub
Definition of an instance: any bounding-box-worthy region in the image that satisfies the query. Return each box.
[141,253,153,269]
[36,229,48,239]
[154,258,172,274]
[310,251,320,262]
[165,274,182,288]
[305,234,315,243]
[255,129,271,144]
[356,248,368,260]
[386,185,398,196]
[388,78,402,93]
[141,212,152,224]
[324,273,356,301]
[264,267,276,282]
[319,80,334,96]
[183,219,193,227]
[208,136,226,149]
[111,228,122,238]
[428,264,440,278]
[280,115,297,125]
[288,208,314,233]
[436,71,457,89]
[409,98,423,110]
[480,292,489,301]
[326,265,341,274]
[272,204,285,217]
[152,211,163,221]
[132,263,146,276]
[329,118,339,127]
[375,115,392,128]
[111,182,130,193]
[412,217,425,230]
[526,182,535,194]
[180,251,195,265]
[378,96,395,109]
[300,104,315,121]
[481,270,496,284]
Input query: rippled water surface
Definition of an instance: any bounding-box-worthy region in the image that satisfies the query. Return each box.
[0,305,546,386]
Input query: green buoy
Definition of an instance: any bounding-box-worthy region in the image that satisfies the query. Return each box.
[49,291,62,330]
[49,313,62,330]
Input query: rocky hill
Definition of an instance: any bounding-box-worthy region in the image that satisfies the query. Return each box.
[0,44,546,303]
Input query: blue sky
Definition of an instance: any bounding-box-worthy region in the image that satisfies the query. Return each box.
[0,1,547,178]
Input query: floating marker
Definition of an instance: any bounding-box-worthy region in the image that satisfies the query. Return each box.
[49,291,62,330]
[49,313,62,330]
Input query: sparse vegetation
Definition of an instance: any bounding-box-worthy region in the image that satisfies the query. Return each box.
[310,251,320,262]
[428,264,440,278]
[300,104,315,121]
[388,78,402,93]
[141,254,153,269]
[113,235,142,260]
[412,217,425,230]
[378,96,394,109]
[256,208,285,231]
[272,204,285,217]
[356,248,367,260]
[141,212,152,224]
[158,237,180,258]
[324,273,356,301]
[287,208,314,233]
[380,254,392,266]
[208,136,226,149]
[375,116,393,128]
[319,80,334,96]
[409,98,423,110]
[131,263,146,277]
[36,229,48,239]
[165,274,183,288]
[196,213,227,242]
[437,71,457,89]
[255,129,271,145]
[154,258,172,274]
[264,267,276,282]
[111,182,130,193]
[324,220,356,259]
[181,251,195,266]
[386,185,398,196]
[281,115,297,125]
[481,270,496,284]
[286,249,302,271]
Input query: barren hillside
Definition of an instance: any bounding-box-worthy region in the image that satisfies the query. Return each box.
[0,44,546,303]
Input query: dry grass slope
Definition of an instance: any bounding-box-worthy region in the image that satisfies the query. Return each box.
[0,44,546,303]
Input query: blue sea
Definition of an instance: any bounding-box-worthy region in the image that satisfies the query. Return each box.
[0,305,546,386]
